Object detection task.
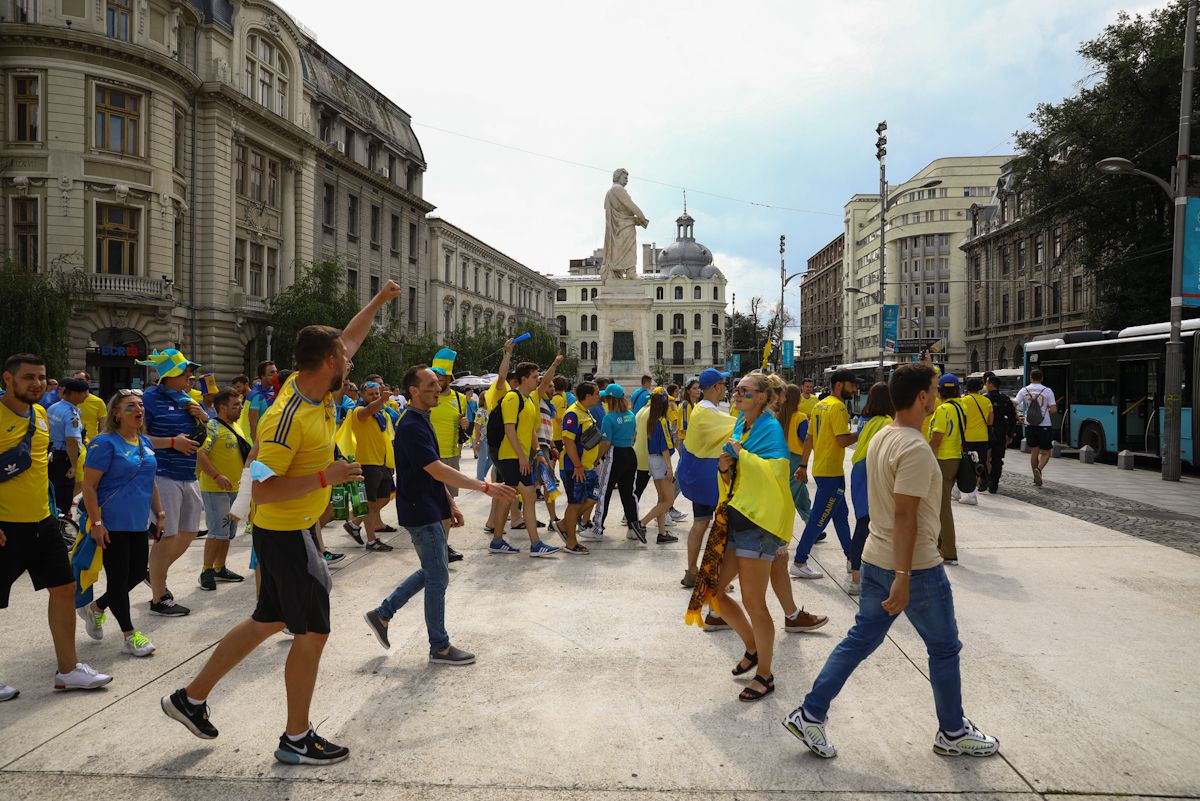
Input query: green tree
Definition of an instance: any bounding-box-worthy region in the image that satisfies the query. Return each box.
[1012,1,1199,328]
[444,321,577,379]
[0,257,91,378]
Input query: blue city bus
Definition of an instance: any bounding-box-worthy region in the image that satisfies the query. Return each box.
[823,360,902,414]
[1022,319,1199,465]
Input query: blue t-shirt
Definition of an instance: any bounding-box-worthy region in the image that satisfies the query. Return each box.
[46,399,83,449]
[84,432,157,531]
[142,385,199,480]
[630,387,651,414]
[39,390,60,409]
[392,407,451,527]
[589,404,606,425]
[249,384,274,414]
[601,409,636,447]
[648,418,673,456]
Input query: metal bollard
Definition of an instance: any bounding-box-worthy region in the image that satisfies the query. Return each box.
[1051,441,1063,458]
[1078,445,1097,464]
[1117,449,1136,470]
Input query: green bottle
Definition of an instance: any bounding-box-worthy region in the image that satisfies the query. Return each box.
[347,456,370,517]
[331,481,349,520]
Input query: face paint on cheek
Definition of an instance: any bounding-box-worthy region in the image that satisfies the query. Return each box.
[743,392,754,400]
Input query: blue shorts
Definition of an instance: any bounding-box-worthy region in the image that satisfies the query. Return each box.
[201,491,239,540]
[560,469,600,505]
[730,526,785,561]
[693,501,716,520]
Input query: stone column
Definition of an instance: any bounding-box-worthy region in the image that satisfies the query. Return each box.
[594,279,653,387]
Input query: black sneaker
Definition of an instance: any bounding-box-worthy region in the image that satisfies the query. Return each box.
[816,531,827,543]
[150,598,190,616]
[447,545,464,563]
[213,567,244,583]
[362,610,390,649]
[274,729,350,765]
[364,539,393,552]
[430,644,476,666]
[323,550,345,565]
[378,524,398,533]
[161,688,218,739]
[198,569,216,592]
[656,532,679,544]
[342,521,364,544]
[196,529,208,539]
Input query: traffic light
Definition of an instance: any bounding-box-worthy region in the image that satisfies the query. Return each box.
[876,121,887,161]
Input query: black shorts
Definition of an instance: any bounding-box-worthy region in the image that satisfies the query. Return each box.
[0,518,74,608]
[251,526,331,635]
[496,458,535,487]
[1025,426,1053,450]
[361,464,393,502]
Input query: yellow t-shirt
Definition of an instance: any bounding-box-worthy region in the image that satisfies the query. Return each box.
[633,406,651,470]
[798,393,817,422]
[198,418,244,492]
[429,389,466,459]
[484,380,507,414]
[187,388,204,407]
[76,392,108,475]
[253,377,335,530]
[560,401,598,469]
[786,410,809,455]
[550,392,568,441]
[810,396,851,477]
[929,400,963,461]
[952,393,993,443]
[498,389,540,461]
[0,402,51,522]
[235,395,252,439]
[350,407,390,467]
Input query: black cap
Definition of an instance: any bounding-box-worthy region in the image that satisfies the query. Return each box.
[61,378,90,393]
[830,369,858,385]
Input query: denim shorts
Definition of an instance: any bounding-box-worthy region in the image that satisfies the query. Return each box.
[647,453,670,480]
[201,491,239,540]
[729,525,784,561]
[560,468,600,505]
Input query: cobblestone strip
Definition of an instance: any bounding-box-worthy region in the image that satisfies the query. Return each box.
[998,473,1200,557]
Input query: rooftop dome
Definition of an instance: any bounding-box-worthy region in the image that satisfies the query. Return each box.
[659,212,721,278]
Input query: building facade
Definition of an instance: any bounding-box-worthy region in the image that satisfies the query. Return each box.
[552,211,727,383]
[798,233,844,379]
[425,215,557,341]
[842,156,1009,374]
[960,163,1091,372]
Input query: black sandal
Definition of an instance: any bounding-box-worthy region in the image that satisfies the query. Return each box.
[739,674,775,702]
[731,650,758,677]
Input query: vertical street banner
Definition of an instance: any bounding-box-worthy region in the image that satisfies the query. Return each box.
[1184,197,1200,308]
[782,340,794,368]
[882,304,899,353]
[732,354,742,373]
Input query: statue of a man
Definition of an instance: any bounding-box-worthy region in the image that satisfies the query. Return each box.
[602,168,649,282]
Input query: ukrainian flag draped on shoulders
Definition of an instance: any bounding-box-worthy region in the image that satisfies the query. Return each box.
[677,403,735,508]
[724,412,793,544]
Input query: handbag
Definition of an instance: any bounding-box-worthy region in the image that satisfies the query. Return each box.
[214,417,252,463]
[0,411,37,483]
[578,420,603,451]
[950,403,979,493]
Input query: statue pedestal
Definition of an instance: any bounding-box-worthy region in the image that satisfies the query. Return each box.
[594,280,653,390]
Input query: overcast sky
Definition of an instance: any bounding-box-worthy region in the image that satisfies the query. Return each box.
[279,0,1161,328]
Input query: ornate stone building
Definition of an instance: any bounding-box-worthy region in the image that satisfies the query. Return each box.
[798,233,844,379]
[552,211,727,384]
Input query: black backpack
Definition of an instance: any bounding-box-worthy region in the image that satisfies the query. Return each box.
[486,390,524,452]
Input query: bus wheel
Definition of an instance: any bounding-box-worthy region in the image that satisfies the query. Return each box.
[1079,422,1106,455]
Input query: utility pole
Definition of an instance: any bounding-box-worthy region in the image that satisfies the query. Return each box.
[777,235,786,373]
[728,292,736,372]
[875,121,888,383]
[1164,0,1196,481]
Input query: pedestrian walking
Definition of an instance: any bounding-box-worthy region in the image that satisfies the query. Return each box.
[637,392,679,544]
[46,378,89,518]
[78,389,164,657]
[949,376,992,505]
[778,384,812,524]
[676,369,731,587]
[559,382,603,554]
[195,389,248,590]
[983,372,1017,492]
[927,374,964,565]
[362,365,517,664]
[344,380,395,552]
[847,382,894,596]
[784,363,999,760]
[595,384,641,541]
[1014,368,1057,487]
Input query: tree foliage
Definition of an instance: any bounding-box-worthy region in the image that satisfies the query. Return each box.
[443,321,578,379]
[1,258,92,378]
[1012,1,1198,328]
[728,297,770,371]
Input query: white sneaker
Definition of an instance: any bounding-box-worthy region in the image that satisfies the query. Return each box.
[951,485,961,502]
[789,562,824,580]
[932,717,999,757]
[578,529,604,541]
[0,684,17,702]
[121,631,156,657]
[847,578,861,596]
[668,508,688,521]
[783,707,837,758]
[845,560,852,574]
[664,516,677,528]
[78,604,106,641]
[961,492,978,506]
[54,662,113,691]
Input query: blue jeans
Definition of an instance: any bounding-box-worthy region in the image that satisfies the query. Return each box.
[475,439,493,481]
[788,452,812,522]
[375,521,450,653]
[793,475,852,564]
[802,562,964,732]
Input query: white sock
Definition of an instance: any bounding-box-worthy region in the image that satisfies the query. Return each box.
[286,730,309,742]
[186,695,205,707]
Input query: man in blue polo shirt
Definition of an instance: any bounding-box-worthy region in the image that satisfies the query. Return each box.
[136,348,207,617]
[46,378,89,518]
[630,375,653,414]
[362,364,515,665]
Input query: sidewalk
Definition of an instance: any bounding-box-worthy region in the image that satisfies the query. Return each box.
[1,451,1198,800]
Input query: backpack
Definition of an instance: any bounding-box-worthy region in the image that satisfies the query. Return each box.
[486,390,524,452]
[1024,386,1046,426]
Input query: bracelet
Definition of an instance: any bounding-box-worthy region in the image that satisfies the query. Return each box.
[718,468,730,475]
[894,569,912,576]
[317,470,327,488]
[156,511,166,518]
[482,481,491,495]
[799,463,808,469]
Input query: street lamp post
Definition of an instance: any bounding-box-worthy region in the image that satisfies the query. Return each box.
[1094,0,1195,482]
[875,122,888,384]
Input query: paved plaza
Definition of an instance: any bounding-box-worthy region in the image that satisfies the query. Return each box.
[2,452,1198,801]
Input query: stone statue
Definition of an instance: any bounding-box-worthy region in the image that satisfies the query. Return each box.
[602,168,649,282]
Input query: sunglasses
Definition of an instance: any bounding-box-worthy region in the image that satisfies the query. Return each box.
[117,388,144,397]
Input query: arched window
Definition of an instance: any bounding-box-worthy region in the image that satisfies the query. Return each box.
[656,313,663,330]
[711,313,719,329]
[694,286,702,299]
[673,341,684,364]
[693,313,701,330]
[579,314,588,331]
[656,341,664,360]
[673,313,684,331]
[997,347,1007,370]
[694,341,701,361]
[245,32,290,118]
[590,288,598,299]
[590,341,598,360]
[556,314,567,334]
[580,288,587,301]
[581,339,589,359]
[444,308,451,332]
[674,286,683,300]
[656,287,664,300]
[590,314,597,330]
[1012,350,1022,369]
[713,286,719,300]
[970,349,980,373]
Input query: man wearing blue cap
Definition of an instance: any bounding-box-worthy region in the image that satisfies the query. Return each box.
[136,349,207,617]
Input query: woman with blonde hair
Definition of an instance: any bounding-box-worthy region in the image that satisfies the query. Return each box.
[77,389,166,657]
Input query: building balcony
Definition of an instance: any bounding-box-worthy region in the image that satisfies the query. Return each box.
[89,273,173,299]
[670,327,687,337]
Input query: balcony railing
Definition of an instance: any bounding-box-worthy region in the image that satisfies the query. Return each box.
[90,273,172,299]
[670,327,687,336]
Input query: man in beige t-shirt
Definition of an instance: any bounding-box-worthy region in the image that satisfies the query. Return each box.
[783,364,999,761]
